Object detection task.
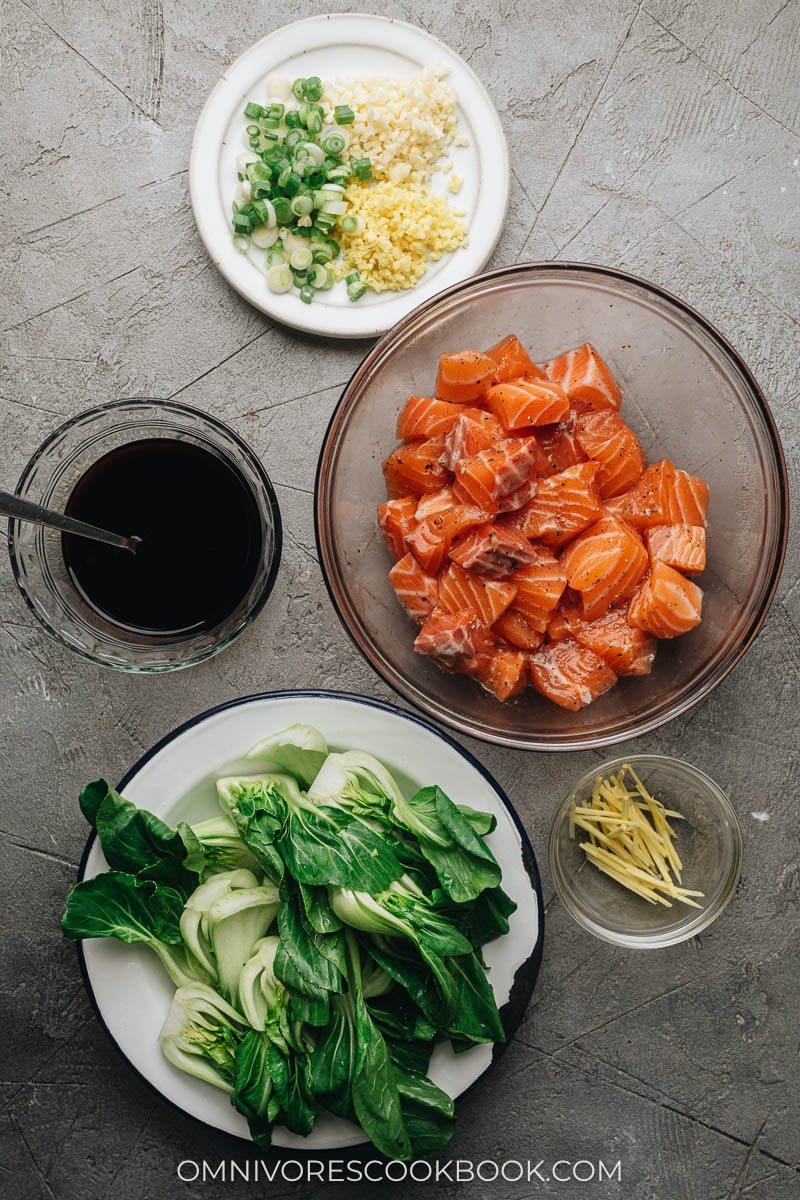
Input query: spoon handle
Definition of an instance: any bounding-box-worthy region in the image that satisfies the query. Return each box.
[0,490,137,552]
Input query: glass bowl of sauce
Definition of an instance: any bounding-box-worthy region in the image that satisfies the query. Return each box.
[8,400,282,671]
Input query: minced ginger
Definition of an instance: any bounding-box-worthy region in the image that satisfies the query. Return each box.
[336,181,468,292]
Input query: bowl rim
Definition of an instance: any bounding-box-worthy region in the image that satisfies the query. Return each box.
[314,259,790,751]
[8,397,283,672]
[548,752,743,948]
[72,687,545,1152]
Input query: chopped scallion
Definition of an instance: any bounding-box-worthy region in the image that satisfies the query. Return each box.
[289,246,313,271]
[290,194,314,217]
[272,197,293,225]
[320,130,346,156]
[307,262,328,288]
[268,264,293,293]
[235,75,367,307]
[251,223,279,248]
[351,157,372,180]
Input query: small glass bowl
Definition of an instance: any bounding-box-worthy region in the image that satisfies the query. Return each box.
[8,400,282,672]
[549,754,742,948]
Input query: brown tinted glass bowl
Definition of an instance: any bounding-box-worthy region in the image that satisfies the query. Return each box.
[315,263,788,750]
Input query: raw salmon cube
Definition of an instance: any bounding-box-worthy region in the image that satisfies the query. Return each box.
[383,439,450,496]
[415,486,455,521]
[435,351,498,404]
[485,334,546,382]
[509,548,568,623]
[406,505,489,574]
[441,408,505,471]
[645,524,706,574]
[628,561,703,638]
[450,523,539,578]
[530,639,618,711]
[668,469,709,527]
[497,476,539,512]
[561,515,648,620]
[505,461,602,547]
[453,437,537,511]
[414,608,494,673]
[611,460,677,528]
[574,410,646,498]
[615,461,709,529]
[548,603,655,676]
[388,554,439,621]
[438,563,517,626]
[397,395,463,440]
[535,418,588,477]
[493,609,545,651]
[476,646,529,701]
[486,378,570,430]
[378,496,418,559]
[545,343,622,411]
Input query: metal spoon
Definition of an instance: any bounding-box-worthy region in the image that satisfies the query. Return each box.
[0,490,140,553]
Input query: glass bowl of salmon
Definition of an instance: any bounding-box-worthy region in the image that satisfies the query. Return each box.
[315,262,788,750]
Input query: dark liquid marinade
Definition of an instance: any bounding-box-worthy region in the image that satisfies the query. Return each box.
[62,439,263,637]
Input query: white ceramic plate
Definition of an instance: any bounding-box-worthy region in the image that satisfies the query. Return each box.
[78,691,542,1150]
[189,14,510,338]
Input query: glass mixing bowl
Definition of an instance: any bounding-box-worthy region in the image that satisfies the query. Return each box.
[549,755,743,948]
[315,263,788,750]
[9,400,282,671]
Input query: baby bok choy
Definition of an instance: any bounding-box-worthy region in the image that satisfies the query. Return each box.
[61,722,518,1160]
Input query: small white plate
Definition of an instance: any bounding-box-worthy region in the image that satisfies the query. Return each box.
[189,14,510,339]
[78,691,542,1150]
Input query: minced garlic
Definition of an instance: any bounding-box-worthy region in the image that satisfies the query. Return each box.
[325,65,459,187]
[336,181,468,292]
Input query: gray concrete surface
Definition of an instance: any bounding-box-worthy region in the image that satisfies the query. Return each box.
[1,1,798,1197]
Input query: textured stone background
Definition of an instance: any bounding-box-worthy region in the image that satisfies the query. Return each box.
[1,1,798,1197]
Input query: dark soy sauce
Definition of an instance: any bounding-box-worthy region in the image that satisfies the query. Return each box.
[62,439,264,637]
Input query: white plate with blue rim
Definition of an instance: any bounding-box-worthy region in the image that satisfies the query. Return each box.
[189,14,509,339]
[76,691,543,1150]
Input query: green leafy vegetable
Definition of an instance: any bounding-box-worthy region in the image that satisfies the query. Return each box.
[61,870,208,988]
[396,786,502,903]
[159,983,245,1093]
[80,779,205,895]
[232,1030,279,1148]
[246,724,329,790]
[62,726,516,1161]
[191,816,261,874]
